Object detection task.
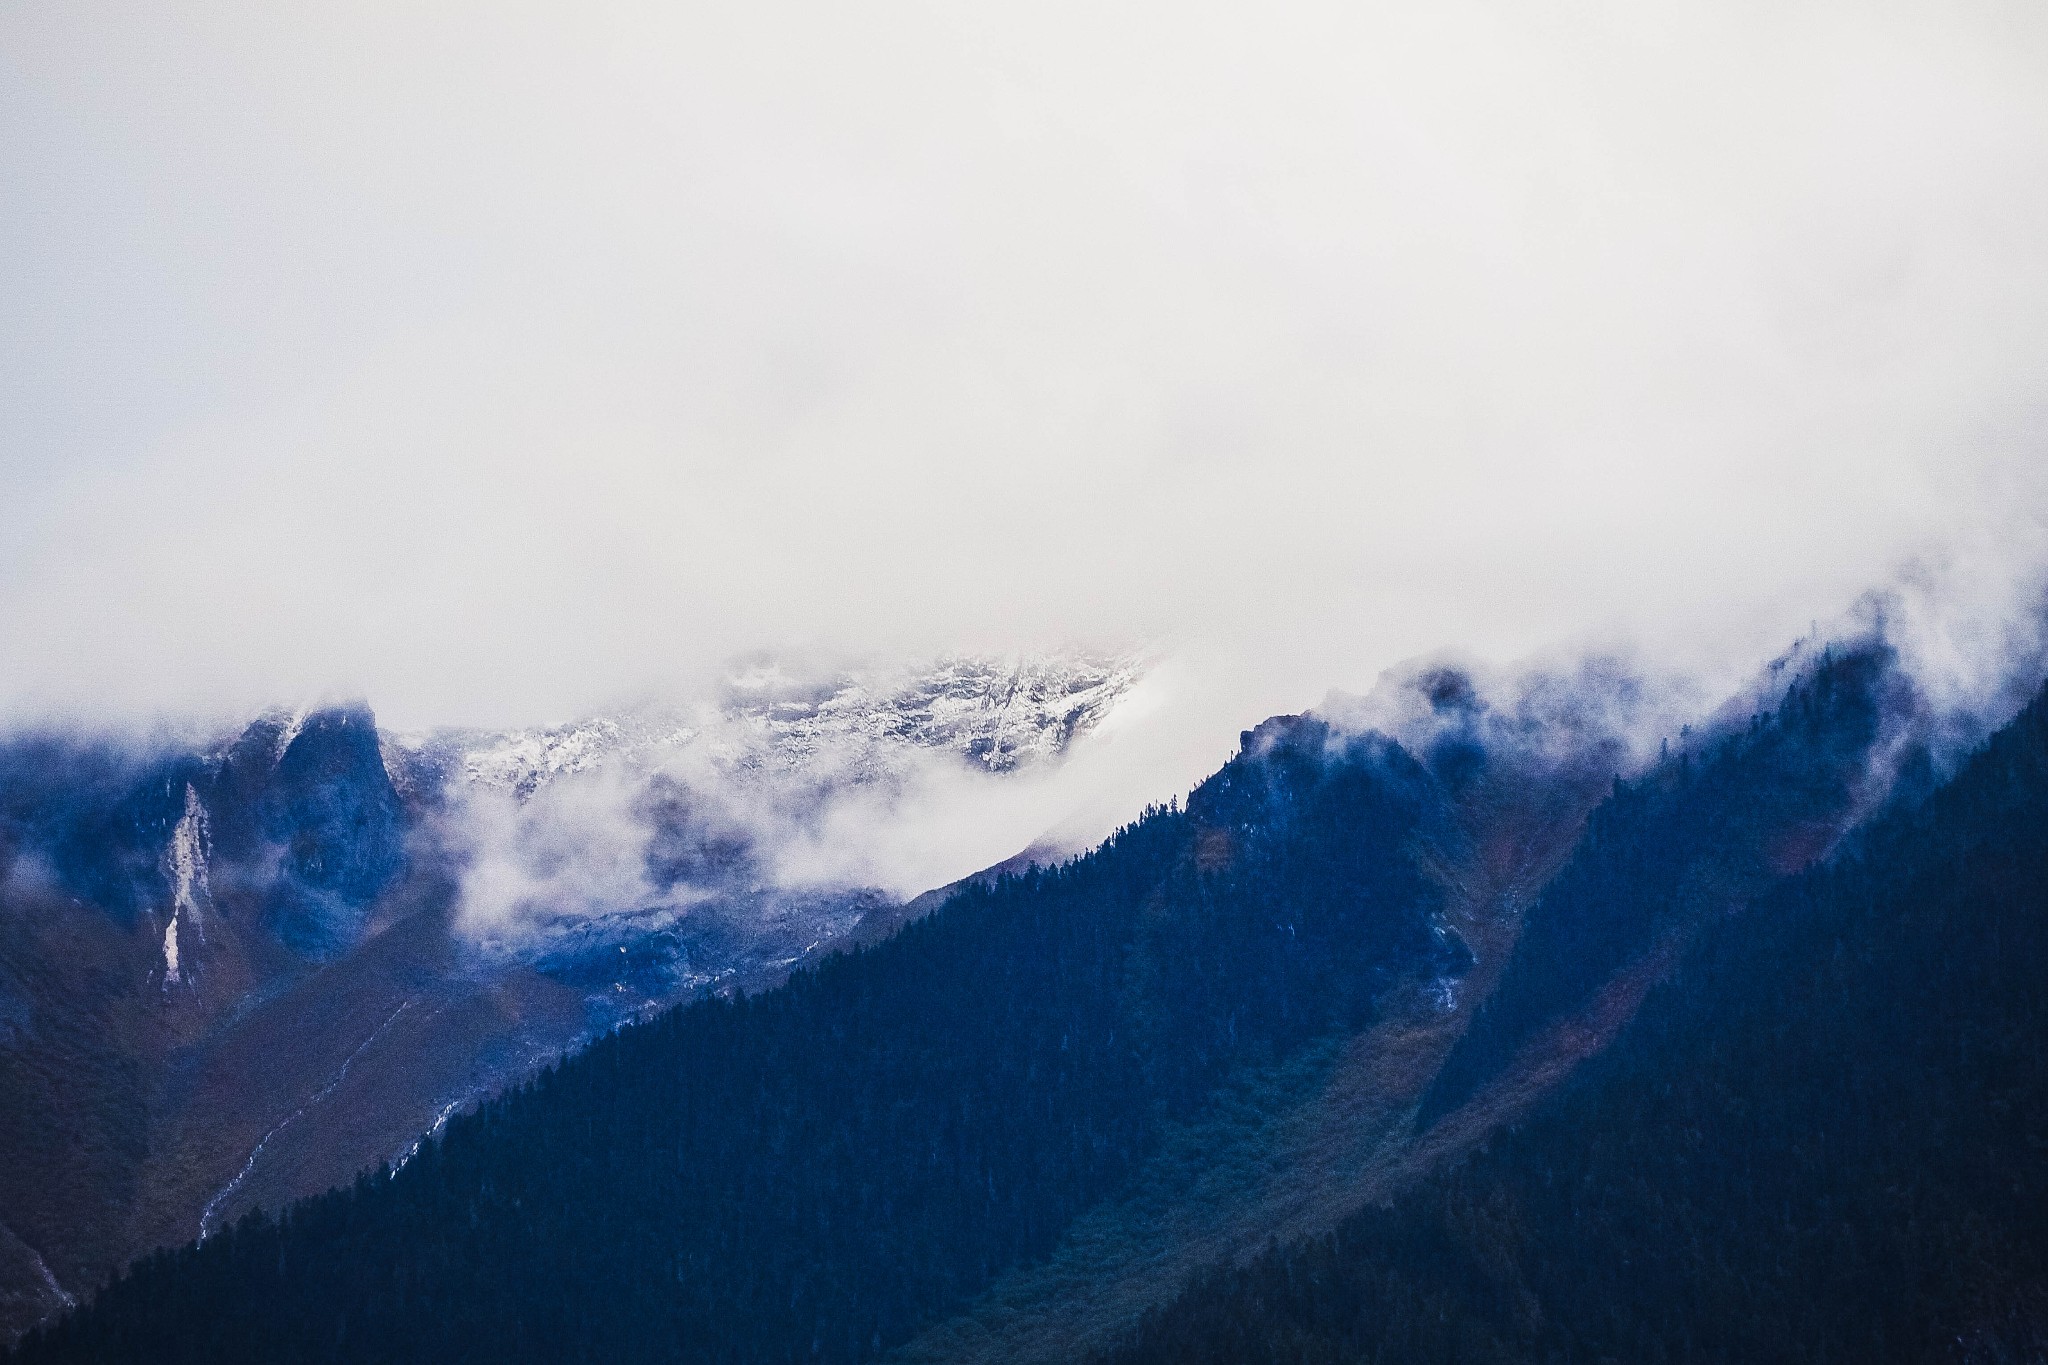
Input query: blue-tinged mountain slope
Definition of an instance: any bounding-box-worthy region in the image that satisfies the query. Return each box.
[0,659,1151,1346]
[1415,641,1904,1128]
[256,706,406,957]
[9,718,1467,1365]
[0,706,433,1342]
[881,642,1910,1365]
[1099,673,2048,1365]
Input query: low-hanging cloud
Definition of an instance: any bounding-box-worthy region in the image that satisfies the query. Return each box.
[3,0,2047,781]
[450,744,1073,930]
[431,653,1169,948]
[448,767,685,947]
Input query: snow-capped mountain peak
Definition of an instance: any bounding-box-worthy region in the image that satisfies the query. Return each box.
[402,651,1143,801]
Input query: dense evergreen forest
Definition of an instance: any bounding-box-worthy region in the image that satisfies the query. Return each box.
[1417,643,1901,1125]
[1101,675,2048,1365]
[8,718,1464,1365]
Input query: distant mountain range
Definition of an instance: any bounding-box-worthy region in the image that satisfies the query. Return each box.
[0,652,1141,1342]
[10,617,2036,1364]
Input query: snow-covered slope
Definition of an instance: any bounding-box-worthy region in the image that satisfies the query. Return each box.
[399,652,1140,800]
[401,651,1145,1012]
[719,653,1142,776]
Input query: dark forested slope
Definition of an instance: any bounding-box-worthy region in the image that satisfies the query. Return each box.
[870,646,1902,1365]
[10,719,1466,1365]
[1416,642,1902,1126]
[1103,675,2048,1365]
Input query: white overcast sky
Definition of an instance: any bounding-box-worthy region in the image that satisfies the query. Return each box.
[3,0,2047,738]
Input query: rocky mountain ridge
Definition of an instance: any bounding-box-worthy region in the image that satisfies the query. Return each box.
[0,652,1141,1344]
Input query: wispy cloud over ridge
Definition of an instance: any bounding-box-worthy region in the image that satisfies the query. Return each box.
[422,652,1148,946]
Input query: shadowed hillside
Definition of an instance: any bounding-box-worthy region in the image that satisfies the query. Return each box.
[1099,674,2048,1365]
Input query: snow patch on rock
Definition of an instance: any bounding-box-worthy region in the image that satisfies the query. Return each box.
[166,784,210,928]
[161,915,181,986]
[159,783,211,990]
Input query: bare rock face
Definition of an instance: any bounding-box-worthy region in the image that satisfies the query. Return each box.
[259,706,407,959]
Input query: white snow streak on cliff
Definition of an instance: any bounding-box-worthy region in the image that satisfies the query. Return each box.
[159,784,211,990]
[160,916,181,986]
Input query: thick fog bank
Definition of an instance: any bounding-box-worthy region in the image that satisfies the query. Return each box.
[2,0,2046,736]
